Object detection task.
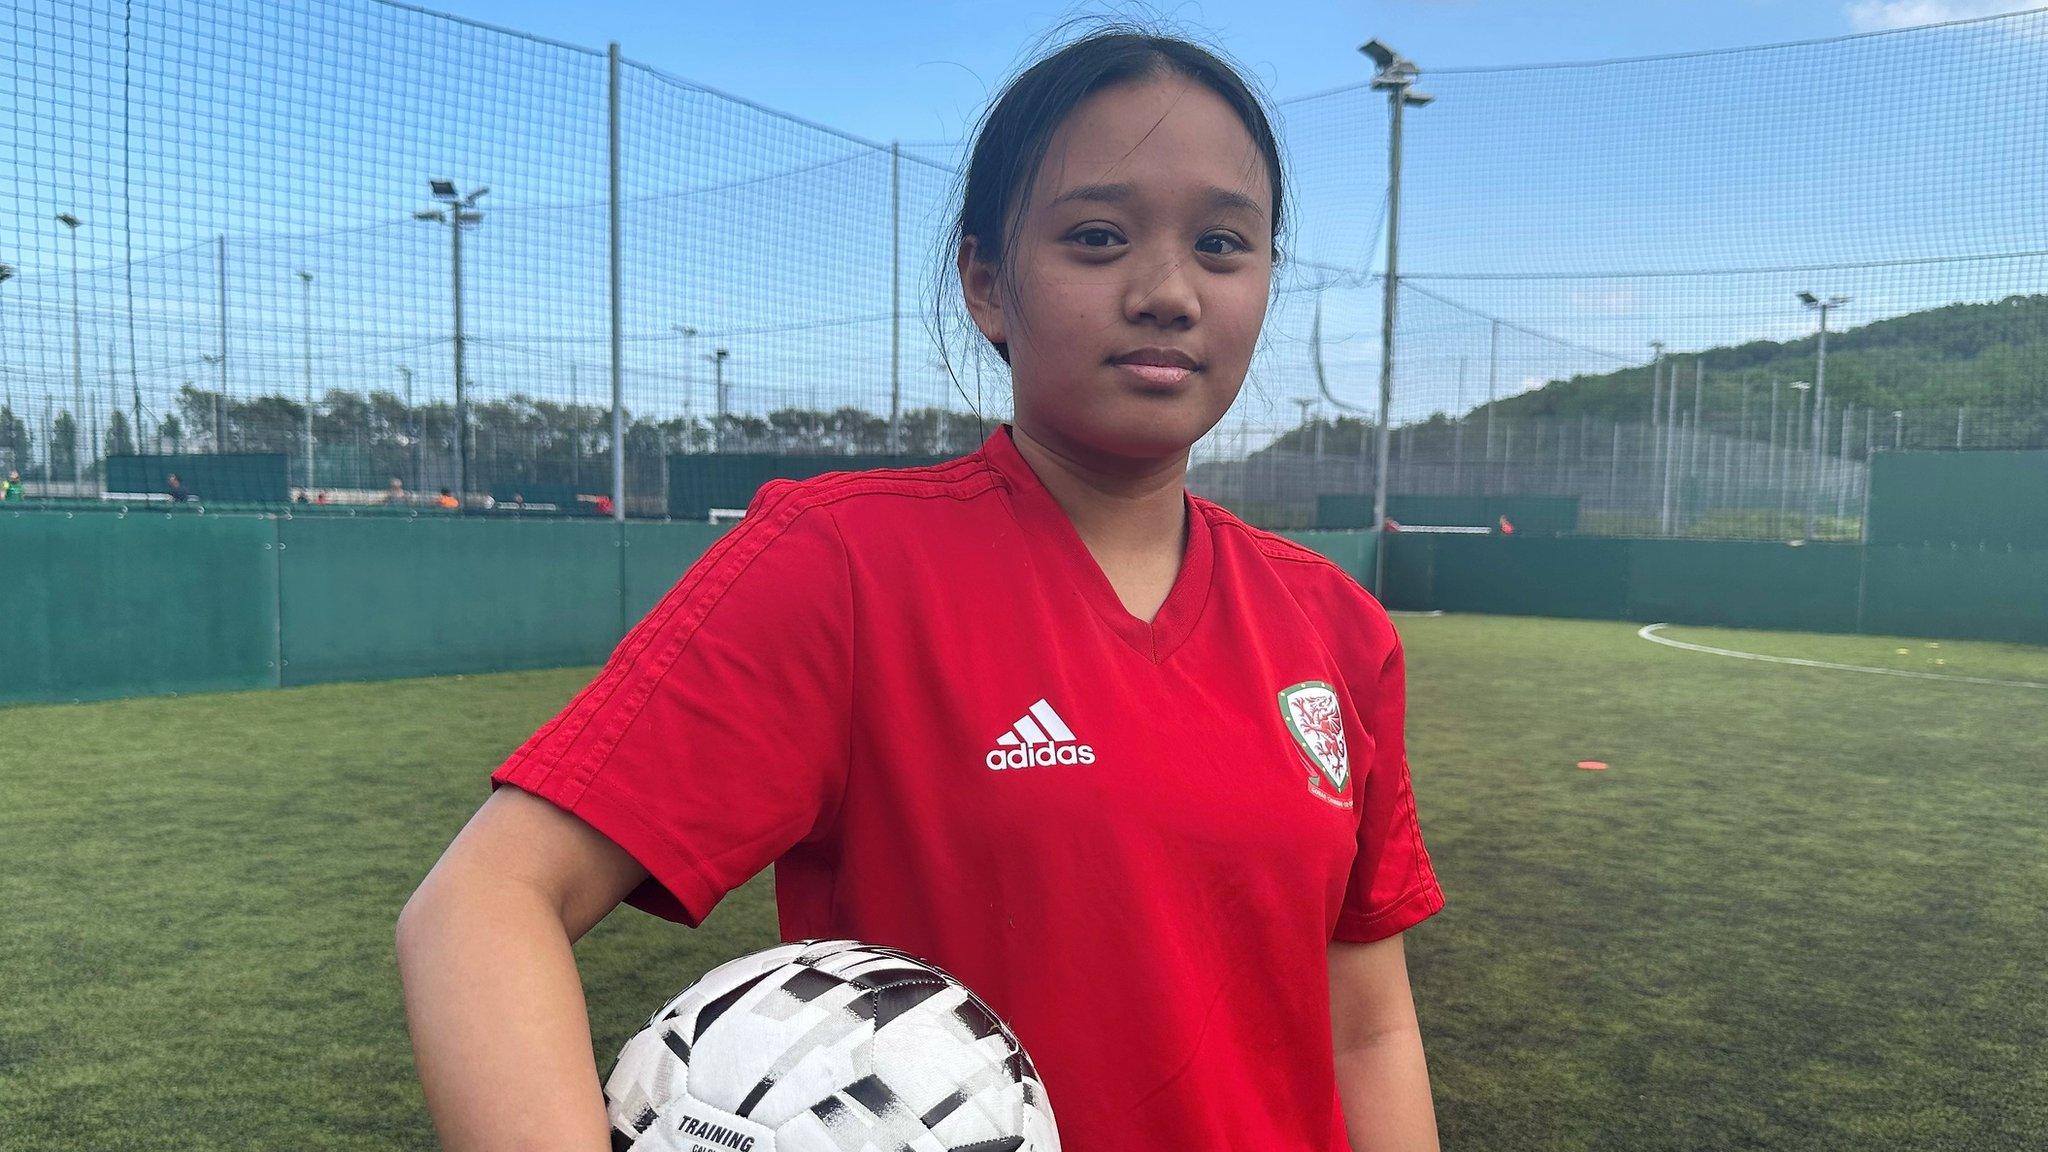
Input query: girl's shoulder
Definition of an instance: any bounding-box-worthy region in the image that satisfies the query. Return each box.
[752,450,1004,521]
[1192,493,1398,643]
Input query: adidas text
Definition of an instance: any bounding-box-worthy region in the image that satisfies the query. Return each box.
[985,743,1096,770]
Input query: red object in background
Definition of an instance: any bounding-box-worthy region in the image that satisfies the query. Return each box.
[1498,515,1515,535]
[592,494,614,517]
[315,491,329,505]
[1382,518,1403,532]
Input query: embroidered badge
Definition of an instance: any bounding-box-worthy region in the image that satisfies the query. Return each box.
[1279,680,1351,803]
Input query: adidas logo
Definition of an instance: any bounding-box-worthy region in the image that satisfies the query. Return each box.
[985,698,1097,770]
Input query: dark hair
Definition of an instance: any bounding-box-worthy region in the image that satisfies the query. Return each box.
[934,22,1287,379]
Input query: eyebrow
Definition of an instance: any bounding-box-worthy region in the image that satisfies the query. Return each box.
[1045,181,1265,218]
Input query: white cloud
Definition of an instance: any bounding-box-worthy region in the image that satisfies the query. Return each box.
[1843,1,2041,32]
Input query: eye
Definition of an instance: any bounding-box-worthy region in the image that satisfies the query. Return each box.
[1199,231,1251,256]
[1069,226,1125,249]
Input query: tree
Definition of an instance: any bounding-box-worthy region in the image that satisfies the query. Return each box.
[159,414,184,454]
[0,404,28,469]
[106,409,134,457]
[50,411,77,479]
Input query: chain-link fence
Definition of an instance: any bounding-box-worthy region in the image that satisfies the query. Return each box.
[3,1,2043,536]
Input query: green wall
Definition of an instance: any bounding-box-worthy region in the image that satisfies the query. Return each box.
[1317,494,1582,534]
[4,512,2040,708]
[277,518,624,685]
[0,511,281,704]
[0,512,740,706]
[1867,450,2048,548]
[1382,533,2048,645]
[667,453,951,520]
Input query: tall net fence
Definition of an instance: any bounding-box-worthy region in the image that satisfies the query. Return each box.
[3,1,2044,537]
[1233,9,2048,536]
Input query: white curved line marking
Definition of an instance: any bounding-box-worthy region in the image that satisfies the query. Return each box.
[1637,623,2048,690]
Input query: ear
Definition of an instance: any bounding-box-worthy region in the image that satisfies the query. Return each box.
[956,235,1008,350]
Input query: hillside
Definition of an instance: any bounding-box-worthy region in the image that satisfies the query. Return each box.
[1478,293,2048,424]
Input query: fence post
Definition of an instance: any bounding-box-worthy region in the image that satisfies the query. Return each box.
[608,43,625,525]
[889,141,902,454]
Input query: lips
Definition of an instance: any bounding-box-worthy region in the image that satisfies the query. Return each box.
[1111,347,1199,370]
[1116,363,1193,386]
[1110,347,1200,387]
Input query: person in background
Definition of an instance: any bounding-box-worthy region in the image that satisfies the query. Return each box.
[590,493,613,518]
[435,488,459,510]
[315,491,330,505]
[382,477,410,506]
[1,470,21,501]
[166,473,191,503]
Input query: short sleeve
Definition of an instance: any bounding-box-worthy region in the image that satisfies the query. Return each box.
[1332,633,1446,943]
[490,481,852,926]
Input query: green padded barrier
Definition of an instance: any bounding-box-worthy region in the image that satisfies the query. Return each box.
[667,454,950,521]
[1381,533,1438,612]
[1867,450,2048,548]
[1860,545,2048,645]
[1316,494,1581,534]
[0,510,280,705]
[1625,539,1863,632]
[621,522,732,627]
[1279,529,1377,588]
[104,453,291,503]
[276,516,620,685]
[1427,534,1632,620]
[10,515,2042,709]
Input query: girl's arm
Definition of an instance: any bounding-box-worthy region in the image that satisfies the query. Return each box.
[1329,933,1440,1152]
[396,786,651,1152]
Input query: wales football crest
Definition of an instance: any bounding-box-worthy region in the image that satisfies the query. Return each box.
[1279,680,1351,797]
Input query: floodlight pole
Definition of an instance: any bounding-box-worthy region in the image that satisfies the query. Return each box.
[420,182,486,507]
[1363,39,1431,597]
[451,209,467,505]
[59,214,84,488]
[298,271,314,491]
[399,365,418,490]
[1648,341,1665,531]
[609,42,626,522]
[710,349,730,451]
[889,140,902,454]
[0,264,13,443]
[1798,292,1847,539]
[217,235,229,410]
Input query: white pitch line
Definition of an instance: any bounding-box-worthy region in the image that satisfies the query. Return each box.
[1389,610,1445,618]
[1636,623,2048,690]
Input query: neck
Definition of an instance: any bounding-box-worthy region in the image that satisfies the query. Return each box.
[1008,422,1189,561]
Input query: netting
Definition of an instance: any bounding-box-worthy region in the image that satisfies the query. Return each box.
[1239,11,2048,535]
[3,1,2044,537]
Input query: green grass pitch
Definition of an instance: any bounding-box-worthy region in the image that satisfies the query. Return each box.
[2,615,2043,1150]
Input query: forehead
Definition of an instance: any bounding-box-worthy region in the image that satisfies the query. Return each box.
[1033,75,1269,216]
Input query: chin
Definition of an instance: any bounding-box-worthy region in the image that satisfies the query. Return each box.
[1067,399,1228,464]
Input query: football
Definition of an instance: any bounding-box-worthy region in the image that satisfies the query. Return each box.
[603,938,1060,1152]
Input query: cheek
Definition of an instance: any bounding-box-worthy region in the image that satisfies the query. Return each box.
[1210,277,1272,364]
[1011,267,1119,357]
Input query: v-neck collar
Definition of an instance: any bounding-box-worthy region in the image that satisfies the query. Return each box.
[979,424,1214,664]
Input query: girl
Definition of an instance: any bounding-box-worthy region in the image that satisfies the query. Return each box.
[398,26,1445,1152]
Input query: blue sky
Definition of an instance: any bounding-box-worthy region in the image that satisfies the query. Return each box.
[421,0,2042,144]
[4,0,2043,452]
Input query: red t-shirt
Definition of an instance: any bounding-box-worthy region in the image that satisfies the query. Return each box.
[492,423,1444,1151]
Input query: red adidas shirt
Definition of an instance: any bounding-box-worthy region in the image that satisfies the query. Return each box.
[492,424,1445,1151]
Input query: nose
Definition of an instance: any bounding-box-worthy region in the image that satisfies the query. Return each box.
[1124,251,1200,330]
